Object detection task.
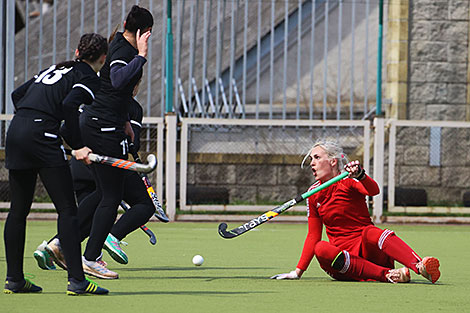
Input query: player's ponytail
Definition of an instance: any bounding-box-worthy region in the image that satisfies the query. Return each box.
[124,5,153,34]
[56,33,108,69]
[108,24,120,43]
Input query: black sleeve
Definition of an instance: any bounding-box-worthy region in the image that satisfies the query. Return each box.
[62,76,100,149]
[11,78,35,109]
[109,55,146,90]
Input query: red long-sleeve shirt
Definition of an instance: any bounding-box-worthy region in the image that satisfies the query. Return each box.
[296,174,380,271]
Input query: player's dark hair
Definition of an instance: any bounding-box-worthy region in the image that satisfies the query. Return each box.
[124,5,153,33]
[56,33,108,69]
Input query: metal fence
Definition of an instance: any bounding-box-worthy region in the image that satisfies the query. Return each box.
[178,118,371,218]
[387,120,470,216]
[0,0,388,220]
[0,114,164,211]
[2,0,382,120]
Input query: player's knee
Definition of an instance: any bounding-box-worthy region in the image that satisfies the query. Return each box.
[314,241,340,261]
[362,225,384,243]
[143,204,155,219]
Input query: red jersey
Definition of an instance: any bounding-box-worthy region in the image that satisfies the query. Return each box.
[297,174,379,270]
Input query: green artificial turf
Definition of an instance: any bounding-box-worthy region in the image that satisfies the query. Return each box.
[1,221,469,313]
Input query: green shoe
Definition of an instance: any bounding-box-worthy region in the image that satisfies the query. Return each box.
[33,241,56,270]
[4,278,42,294]
[103,233,128,264]
[67,278,109,296]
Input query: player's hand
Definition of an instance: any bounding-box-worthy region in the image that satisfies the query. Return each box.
[74,146,92,165]
[344,160,366,180]
[136,29,151,58]
[270,270,299,280]
[124,121,135,143]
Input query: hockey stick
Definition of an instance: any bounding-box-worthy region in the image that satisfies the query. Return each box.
[218,171,349,239]
[129,147,170,223]
[120,201,157,245]
[69,150,157,173]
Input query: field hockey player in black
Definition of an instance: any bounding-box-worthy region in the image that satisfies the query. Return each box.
[67,5,153,279]
[3,33,109,295]
[37,96,156,274]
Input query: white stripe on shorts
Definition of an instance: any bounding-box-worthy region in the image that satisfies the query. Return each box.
[101,127,116,132]
[44,132,58,139]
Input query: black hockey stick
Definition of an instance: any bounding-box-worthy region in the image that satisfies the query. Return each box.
[120,201,157,245]
[218,171,348,239]
[130,146,170,223]
[69,149,157,173]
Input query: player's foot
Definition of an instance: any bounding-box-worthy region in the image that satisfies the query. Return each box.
[33,241,56,270]
[4,278,42,294]
[103,233,128,264]
[386,267,410,284]
[97,258,108,267]
[67,277,109,295]
[45,238,67,270]
[82,256,119,280]
[416,256,440,284]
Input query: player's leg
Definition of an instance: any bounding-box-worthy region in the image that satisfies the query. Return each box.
[3,169,42,293]
[104,172,155,264]
[39,165,110,294]
[33,153,98,271]
[81,163,123,279]
[361,225,440,283]
[39,165,86,282]
[114,172,154,239]
[314,241,404,283]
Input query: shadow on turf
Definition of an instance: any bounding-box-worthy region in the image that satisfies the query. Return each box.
[107,290,272,296]
[118,266,274,271]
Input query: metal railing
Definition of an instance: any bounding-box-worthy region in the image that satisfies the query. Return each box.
[2,0,382,121]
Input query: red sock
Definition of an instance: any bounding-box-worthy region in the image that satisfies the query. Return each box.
[347,252,390,282]
[381,233,421,274]
[363,226,422,274]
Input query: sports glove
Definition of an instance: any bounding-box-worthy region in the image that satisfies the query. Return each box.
[270,270,299,280]
[344,160,366,180]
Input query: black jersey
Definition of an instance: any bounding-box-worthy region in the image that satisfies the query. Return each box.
[13,61,100,120]
[6,61,100,169]
[84,32,146,127]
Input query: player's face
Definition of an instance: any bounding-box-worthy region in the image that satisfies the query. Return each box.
[309,146,336,181]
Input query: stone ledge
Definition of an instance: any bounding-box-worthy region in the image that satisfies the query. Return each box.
[384,215,470,224]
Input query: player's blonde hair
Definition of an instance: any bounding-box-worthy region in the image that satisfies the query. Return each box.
[301,140,349,173]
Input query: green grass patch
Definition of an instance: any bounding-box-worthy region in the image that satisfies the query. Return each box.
[0,221,469,312]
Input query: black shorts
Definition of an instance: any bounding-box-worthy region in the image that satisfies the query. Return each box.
[79,112,128,159]
[5,110,67,169]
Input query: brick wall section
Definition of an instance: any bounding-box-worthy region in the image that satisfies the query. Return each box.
[186,153,314,204]
[408,0,469,121]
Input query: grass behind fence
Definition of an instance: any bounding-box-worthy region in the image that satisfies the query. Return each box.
[0,221,469,313]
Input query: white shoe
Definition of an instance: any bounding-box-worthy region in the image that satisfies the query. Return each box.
[45,238,67,270]
[82,256,119,280]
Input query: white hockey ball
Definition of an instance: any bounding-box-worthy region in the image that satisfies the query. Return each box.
[192,255,204,266]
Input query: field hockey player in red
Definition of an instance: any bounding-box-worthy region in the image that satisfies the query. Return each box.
[271,140,441,284]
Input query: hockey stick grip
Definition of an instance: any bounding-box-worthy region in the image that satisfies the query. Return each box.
[69,149,157,173]
[299,171,349,201]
